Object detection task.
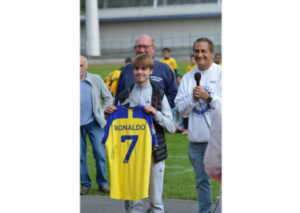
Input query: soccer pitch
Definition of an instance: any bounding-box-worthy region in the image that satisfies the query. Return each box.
[84,63,220,201]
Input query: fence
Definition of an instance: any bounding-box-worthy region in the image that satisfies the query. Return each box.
[97,0,220,9]
[81,33,222,58]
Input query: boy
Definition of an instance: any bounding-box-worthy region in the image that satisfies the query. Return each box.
[104,67,123,96]
[160,47,179,84]
[104,54,175,213]
[185,54,197,73]
[214,53,222,66]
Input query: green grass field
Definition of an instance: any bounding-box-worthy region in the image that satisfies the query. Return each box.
[83,62,220,201]
[87,62,191,78]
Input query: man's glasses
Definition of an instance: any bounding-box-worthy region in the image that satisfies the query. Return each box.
[134,45,154,50]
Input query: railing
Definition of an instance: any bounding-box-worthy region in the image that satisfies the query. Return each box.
[81,33,222,58]
[97,0,220,9]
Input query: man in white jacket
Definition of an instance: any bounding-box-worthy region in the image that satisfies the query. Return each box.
[174,38,222,213]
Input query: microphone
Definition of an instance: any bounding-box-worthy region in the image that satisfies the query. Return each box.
[194,72,201,86]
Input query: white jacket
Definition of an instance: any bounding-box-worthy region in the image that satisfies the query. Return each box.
[174,63,222,142]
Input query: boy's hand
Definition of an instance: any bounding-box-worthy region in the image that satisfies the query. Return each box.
[104,104,117,115]
[144,105,157,116]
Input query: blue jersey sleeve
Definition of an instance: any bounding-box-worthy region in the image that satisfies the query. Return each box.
[101,111,116,147]
[174,69,179,78]
[145,113,158,150]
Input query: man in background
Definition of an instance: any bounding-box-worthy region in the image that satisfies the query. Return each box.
[114,34,177,213]
[80,55,113,195]
[175,38,222,213]
[114,35,178,109]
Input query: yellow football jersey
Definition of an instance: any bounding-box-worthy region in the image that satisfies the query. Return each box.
[101,105,158,200]
[104,70,121,96]
[186,64,197,72]
[160,57,178,74]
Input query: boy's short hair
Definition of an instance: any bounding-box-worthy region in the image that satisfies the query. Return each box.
[163,47,170,52]
[132,54,154,69]
[125,57,132,63]
[190,54,194,58]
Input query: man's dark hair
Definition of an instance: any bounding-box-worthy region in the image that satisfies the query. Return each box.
[163,48,170,53]
[215,53,221,57]
[193,37,214,53]
[125,57,132,64]
[190,54,194,58]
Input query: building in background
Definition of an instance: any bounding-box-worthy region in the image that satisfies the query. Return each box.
[80,0,222,60]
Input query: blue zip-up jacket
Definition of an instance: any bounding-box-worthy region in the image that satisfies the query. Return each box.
[114,59,178,108]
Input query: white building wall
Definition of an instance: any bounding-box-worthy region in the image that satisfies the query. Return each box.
[98,17,221,44]
[81,18,221,50]
[80,4,222,57]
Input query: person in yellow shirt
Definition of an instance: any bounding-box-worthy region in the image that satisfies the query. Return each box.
[104,67,122,96]
[186,54,197,73]
[104,57,132,97]
[160,48,179,83]
[214,53,222,66]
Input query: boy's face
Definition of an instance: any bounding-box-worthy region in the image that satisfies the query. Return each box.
[190,56,196,65]
[134,66,153,85]
[163,50,170,58]
[214,55,221,64]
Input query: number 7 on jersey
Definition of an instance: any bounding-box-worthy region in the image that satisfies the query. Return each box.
[121,135,138,163]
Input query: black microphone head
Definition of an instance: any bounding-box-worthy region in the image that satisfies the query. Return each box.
[194,72,201,86]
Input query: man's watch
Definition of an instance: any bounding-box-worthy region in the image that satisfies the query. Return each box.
[206,94,212,103]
